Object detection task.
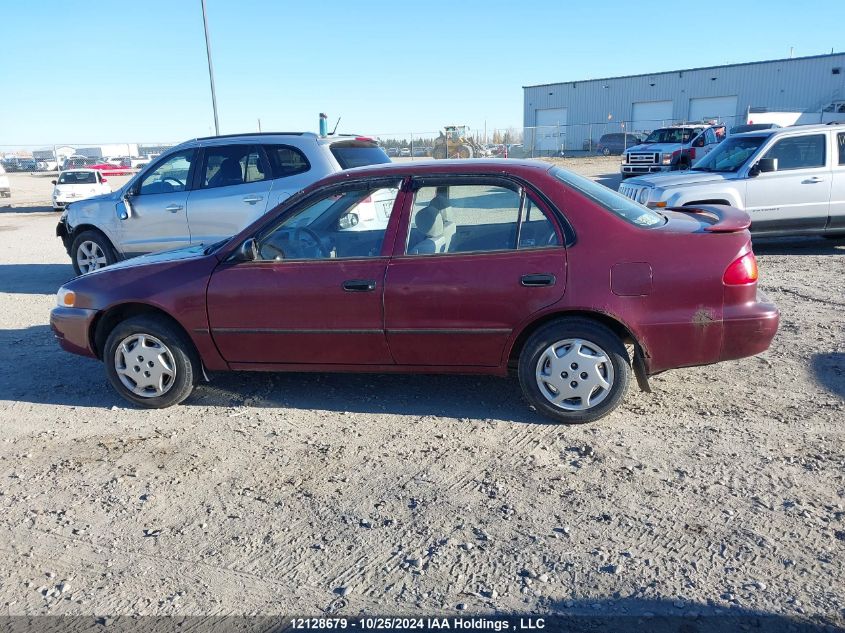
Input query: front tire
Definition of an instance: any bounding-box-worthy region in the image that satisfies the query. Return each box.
[518,318,631,424]
[104,315,197,409]
[71,230,117,275]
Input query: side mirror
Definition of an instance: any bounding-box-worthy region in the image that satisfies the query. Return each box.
[101,177,108,183]
[693,138,705,147]
[51,180,57,185]
[338,212,359,230]
[750,158,778,176]
[234,238,258,261]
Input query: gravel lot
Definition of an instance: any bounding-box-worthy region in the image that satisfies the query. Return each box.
[0,160,843,628]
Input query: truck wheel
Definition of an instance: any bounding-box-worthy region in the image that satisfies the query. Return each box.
[71,230,117,275]
[432,146,447,160]
[457,145,473,159]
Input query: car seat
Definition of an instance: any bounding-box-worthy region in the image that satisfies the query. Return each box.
[409,206,449,254]
[208,157,244,188]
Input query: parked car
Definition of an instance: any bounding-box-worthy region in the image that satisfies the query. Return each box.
[386,148,399,157]
[399,148,411,157]
[50,159,778,423]
[62,156,99,171]
[506,144,525,158]
[87,162,134,176]
[596,133,643,156]
[617,124,845,237]
[412,146,429,157]
[51,169,111,211]
[621,124,726,177]
[56,132,391,275]
[0,164,9,198]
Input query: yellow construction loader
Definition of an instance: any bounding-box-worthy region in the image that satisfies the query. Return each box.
[431,125,488,159]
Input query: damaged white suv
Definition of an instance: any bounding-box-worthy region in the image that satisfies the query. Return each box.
[618,124,845,237]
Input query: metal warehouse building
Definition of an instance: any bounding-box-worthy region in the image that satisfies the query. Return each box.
[523,52,845,154]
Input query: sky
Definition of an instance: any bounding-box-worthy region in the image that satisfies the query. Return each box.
[1,0,844,147]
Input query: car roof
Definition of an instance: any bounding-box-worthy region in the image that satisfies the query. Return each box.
[730,123,838,138]
[170,132,378,149]
[59,168,98,174]
[322,159,554,184]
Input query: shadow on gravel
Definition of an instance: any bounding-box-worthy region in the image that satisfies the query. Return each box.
[0,263,75,294]
[753,236,845,256]
[0,325,119,408]
[0,204,59,214]
[811,352,845,400]
[188,371,551,424]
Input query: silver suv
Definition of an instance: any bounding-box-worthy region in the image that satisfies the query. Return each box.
[618,124,845,237]
[57,132,390,274]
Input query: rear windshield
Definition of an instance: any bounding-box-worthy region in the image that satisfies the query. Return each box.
[58,172,97,184]
[551,167,664,228]
[330,143,391,169]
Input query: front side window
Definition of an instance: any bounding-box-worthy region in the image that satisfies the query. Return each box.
[763,134,826,170]
[138,150,195,195]
[406,184,520,255]
[201,145,268,189]
[837,132,845,165]
[257,181,400,261]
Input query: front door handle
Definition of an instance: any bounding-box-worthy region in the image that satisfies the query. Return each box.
[342,279,377,292]
[803,176,825,183]
[242,195,264,205]
[521,273,556,287]
[165,204,183,213]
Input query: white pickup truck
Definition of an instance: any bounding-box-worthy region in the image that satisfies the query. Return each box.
[618,124,845,237]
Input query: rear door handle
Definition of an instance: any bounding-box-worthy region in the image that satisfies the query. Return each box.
[342,279,377,292]
[165,204,183,213]
[803,177,825,183]
[521,273,556,287]
[242,195,264,204]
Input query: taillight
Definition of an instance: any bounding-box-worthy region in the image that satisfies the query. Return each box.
[688,147,696,160]
[723,252,758,285]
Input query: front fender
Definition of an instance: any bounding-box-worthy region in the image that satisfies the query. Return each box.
[665,188,743,209]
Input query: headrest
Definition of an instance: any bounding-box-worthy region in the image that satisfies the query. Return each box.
[415,206,444,238]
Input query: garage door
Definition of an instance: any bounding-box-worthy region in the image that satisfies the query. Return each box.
[689,96,738,125]
[535,108,567,152]
[631,101,673,135]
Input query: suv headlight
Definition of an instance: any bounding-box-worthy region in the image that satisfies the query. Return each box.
[638,188,650,204]
[56,287,76,307]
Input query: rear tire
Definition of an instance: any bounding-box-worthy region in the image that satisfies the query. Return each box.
[104,315,197,409]
[457,145,473,159]
[71,230,117,275]
[432,146,447,160]
[518,318,631,424]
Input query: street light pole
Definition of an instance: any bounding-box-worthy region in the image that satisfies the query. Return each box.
[201,0,220,135]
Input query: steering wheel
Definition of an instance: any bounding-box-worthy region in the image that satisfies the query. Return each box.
[293,227,330,258]
[162,176,185,189]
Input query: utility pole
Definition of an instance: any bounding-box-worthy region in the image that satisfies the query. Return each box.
[201,0,220,135]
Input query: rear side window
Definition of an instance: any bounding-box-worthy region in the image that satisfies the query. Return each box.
[838,132,845,165]
[551,167,664,228]
[763,134,826,170]
[201,145,268,189]
[264,144,310,178]
[330,142,391,169]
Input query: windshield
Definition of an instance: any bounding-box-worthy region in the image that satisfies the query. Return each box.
[644,128,697,144]
[58,171,97,184]
[691,135,767,173]
[330,143,391,169]
[551,167,664,228]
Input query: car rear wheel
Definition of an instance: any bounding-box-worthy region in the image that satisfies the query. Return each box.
[104,315,197,409]
[602,147,611,156]
[518,318,630,424]
[71,230,116,275]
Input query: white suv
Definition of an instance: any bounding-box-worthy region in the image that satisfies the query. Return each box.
[57,133,390,274]
[0,164,9,198]
[618,124,845,237]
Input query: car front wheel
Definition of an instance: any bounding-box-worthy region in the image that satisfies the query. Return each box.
[104,315,197,408]
[518,318,630,424]
[71,230,117,275]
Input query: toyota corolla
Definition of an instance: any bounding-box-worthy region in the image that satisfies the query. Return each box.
[50,160,779,424]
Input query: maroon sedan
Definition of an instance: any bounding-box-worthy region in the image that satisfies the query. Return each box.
[50,160,778,423]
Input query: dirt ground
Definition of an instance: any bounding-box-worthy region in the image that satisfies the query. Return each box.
[0,160,843,627]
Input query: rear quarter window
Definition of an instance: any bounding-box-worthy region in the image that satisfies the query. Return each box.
[330,143,391,169]
[551,167,664,228]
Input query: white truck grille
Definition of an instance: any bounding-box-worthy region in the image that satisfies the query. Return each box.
[628,152,660,165]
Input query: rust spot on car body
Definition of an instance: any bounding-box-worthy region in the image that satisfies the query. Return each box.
[692,308,716,325]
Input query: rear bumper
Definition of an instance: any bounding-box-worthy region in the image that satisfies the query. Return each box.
[50,306,98,359]
[720,291,779,362]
